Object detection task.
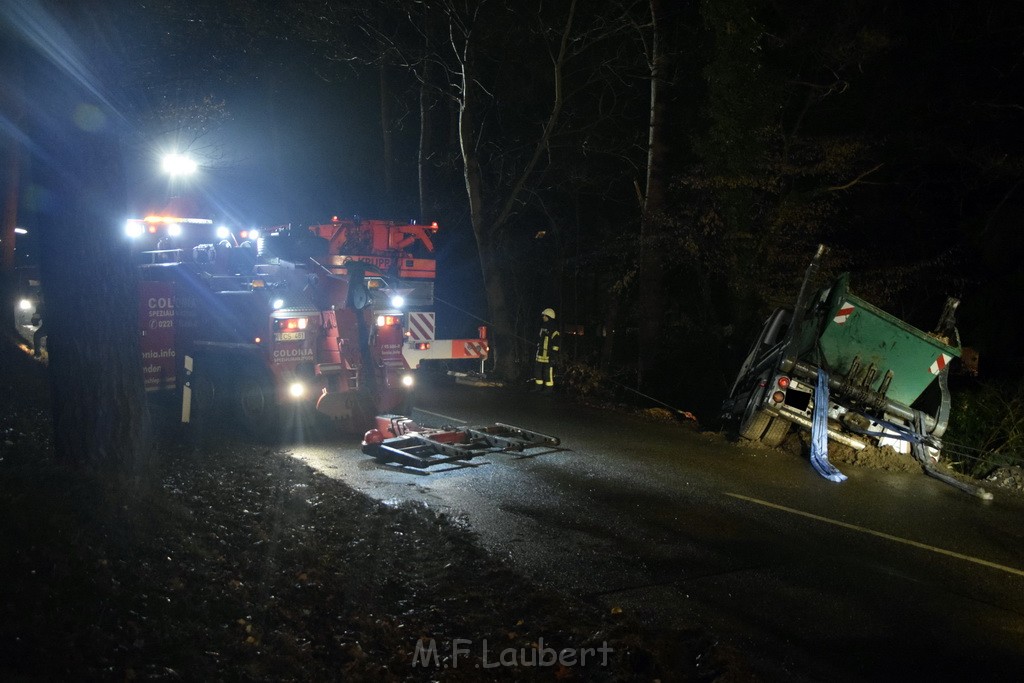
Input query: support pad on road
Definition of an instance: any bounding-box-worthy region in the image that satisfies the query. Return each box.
[361,414,560,469]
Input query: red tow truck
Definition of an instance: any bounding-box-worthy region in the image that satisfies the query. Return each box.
[305,217,490,373]
[130,215,413,436]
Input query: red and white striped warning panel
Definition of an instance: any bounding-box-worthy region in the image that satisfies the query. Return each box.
[834,301,856,324]
[929,353,952,375]
[407,312,436,341]
[452,340,488,359]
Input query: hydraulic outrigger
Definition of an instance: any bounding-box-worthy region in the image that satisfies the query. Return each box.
[361,415,560,469]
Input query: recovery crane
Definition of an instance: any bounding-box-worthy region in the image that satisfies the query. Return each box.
[130,215,413,437]
[305,217,490,373]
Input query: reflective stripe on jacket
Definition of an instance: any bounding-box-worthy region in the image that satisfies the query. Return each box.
[535,327,560,363]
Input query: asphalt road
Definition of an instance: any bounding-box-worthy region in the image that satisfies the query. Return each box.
[287,378,1024,681]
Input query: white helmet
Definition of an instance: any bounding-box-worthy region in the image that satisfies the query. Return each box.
[541,308,556,319]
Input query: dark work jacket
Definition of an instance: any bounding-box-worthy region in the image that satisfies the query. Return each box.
[535,326,560,363]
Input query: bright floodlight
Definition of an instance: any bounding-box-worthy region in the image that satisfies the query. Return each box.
[161,153,197,176]
[167,223,183,237]
[390,294,405,308]
[272,298,285,310]
[216,226,230,239]
[125,220,144,238]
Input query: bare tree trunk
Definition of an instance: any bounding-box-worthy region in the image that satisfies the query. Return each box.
[417,4,435,222]
[599,290,624,372]
[379,63,394,211]
[1,146,19,272]
[418,77,432,221]
[637,0,670,388]
[458,63,517,377]
[40,128,149,475]
[454,0,578,380]
[27,0,150,477]
[0,137,20,336]
[0,41,24,335]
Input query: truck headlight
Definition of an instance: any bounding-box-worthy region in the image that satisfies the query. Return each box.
[401,374,414,388]
[288,382,306,398]
[18,299,33,311]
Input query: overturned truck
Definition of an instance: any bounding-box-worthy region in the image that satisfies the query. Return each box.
[721,246,984,495]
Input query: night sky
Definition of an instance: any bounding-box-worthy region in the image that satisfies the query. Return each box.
[124,64,399,228]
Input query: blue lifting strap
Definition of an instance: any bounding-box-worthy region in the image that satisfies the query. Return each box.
[810,368,848,483]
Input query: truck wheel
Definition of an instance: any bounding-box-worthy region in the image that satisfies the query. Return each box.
[189,370,217,429]
[236,373,279,440]
[761,416,791,447]
[736,375,789,447]
[740,408,790,447]
[739,408,774,441]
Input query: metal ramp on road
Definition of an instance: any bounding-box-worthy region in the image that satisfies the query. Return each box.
[361,415,560,469]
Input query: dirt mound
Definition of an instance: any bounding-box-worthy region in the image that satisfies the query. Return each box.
[828,443,920,472]
[790,431,919,472]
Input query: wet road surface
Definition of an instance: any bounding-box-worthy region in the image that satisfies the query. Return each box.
[287,378,1024,681]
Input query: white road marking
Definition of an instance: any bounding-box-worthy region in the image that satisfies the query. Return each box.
[726,492,1024,578]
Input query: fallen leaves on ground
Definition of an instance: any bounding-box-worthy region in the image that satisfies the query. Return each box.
[0,337,749,681]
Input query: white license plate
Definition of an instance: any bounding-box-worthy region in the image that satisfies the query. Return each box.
[275,331,306,341]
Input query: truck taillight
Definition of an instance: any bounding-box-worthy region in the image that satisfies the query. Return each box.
[274,317,308,332]
[771,376,789,404]
[415,342,430,350]
[376,315,401,327]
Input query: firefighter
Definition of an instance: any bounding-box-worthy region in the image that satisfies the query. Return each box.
[533,308,560,392]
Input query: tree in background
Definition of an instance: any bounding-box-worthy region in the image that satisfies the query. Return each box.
[6,0,149,473]
[341,0,641,379]
[8,0,1021,443]
[635,0,680,388]
[0,32,26,336]
[644,0,901,409]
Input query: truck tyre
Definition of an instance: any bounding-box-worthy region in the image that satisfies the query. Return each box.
[189,369,217,436]
[761,416,791,447]
[236,373,279,441]
[740,408,790,447]
[738,379,788,446]
[739,408,774,442]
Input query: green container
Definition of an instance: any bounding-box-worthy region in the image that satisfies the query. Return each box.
[802,274,960,407]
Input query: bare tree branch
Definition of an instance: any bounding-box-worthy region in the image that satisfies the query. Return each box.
[826,162,884,191]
